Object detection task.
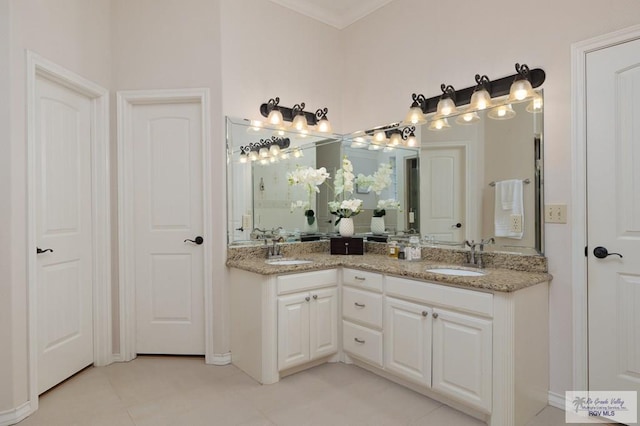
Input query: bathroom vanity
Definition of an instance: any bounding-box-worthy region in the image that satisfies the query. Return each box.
[227,247,550,426]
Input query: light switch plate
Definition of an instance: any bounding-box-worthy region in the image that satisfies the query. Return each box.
[545,204,567,223]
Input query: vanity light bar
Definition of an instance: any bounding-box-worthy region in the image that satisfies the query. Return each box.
[259,98,332,132]
[239,137,291,156]
[408,63,545,115]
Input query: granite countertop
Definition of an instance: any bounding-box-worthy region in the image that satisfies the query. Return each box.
[226,252,552,293]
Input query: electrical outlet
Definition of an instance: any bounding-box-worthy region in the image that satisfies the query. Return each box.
[510,214,523,233]
[545,204,567,223]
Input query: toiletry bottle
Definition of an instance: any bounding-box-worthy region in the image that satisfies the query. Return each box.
[388,241,398,258]
[409,236,421,261]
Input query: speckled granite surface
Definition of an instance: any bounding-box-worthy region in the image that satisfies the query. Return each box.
[226,242,552,293]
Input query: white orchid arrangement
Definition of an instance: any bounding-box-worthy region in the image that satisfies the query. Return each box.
[329,156,363,223]
[358,162,401,217]
[287,166,330,224]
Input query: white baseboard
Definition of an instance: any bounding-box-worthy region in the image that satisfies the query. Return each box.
[0,401,33,426]
[111,353,125,363]
[548,391,566,410]
[209,352,231,365]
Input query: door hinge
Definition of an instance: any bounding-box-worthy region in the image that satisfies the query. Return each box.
[585,246,588,257]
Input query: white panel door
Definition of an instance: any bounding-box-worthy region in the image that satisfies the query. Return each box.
[278,292,310,370]
[384,297,432,386]
[309,287,338,360]
[420,146,465,241]
[35,76,93,394]
[587,37,640,401]
[132,101,205,354]
[432,308,492,413]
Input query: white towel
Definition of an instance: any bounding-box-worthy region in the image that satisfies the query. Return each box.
[494,179,524,239]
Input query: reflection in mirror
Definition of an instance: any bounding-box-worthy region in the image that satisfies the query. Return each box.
[226,117,420,244]
[226,117,340,243]
[417,91,543,253]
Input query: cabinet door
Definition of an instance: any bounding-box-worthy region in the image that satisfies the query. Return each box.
[384,297,432,387]
[432,308,492,414]
[278,292,310,371]
[309,287,338,360]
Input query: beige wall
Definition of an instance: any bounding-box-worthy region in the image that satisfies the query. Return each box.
[219,0,344,132]
[0,0,12,412]
[110,0,224,356]
[4,0,112,412]
[339,0,640,396]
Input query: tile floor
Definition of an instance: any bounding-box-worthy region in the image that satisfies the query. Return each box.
[18,356,573,426]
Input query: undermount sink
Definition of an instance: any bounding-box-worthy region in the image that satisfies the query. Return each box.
[265,259,314,266]
[426,267,486,277]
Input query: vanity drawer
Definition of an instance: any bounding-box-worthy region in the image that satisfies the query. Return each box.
[342,287,383,329]
[342,268,383,293]
[343,320,383,367]
[385,276,493,317]
[277,269,338,295]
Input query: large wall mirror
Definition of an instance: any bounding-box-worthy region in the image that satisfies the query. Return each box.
[416,95,543,253]
[226,117,419,242]
[226,90,544,254]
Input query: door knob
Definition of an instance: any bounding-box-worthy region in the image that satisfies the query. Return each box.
[36,247,53,254]
[184,236,204,245]
[593,246,623,259]
[451,223,462,229]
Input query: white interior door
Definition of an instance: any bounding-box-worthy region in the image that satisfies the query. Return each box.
[131,100,205,355]
[587,37,640,401]
[420,146,465,241]
[35,75,93,394]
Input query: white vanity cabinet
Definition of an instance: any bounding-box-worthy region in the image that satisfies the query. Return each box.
[432,307,492,413]
[229,267,338,385]
[278,286,338,371]
[383,276,493,413]
[341,269,384,367]
[384,297,432,386]
[230,263,549,426]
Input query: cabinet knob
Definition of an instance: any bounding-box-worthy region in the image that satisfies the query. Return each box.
[422,311,428,317]
[313,294,318,300]
[354,302,366,308]
[432,312,439,319]
[354,338,365,344]
[305,296,310,302]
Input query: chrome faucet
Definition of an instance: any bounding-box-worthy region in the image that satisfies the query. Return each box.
[266,237,284,259]
[466,238,495,269]
[477,237,495,269]
[465,240,477,266]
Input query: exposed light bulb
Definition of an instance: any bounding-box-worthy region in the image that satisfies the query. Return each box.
[291,114,308,132]
[428,118,450,131]
[317,118,332,133]
[373,130,386,143]
[488,104,516,120]
[404,106,426,125]
[269,144,281,156]
[455,111,480,125]
[267,108,283,125]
